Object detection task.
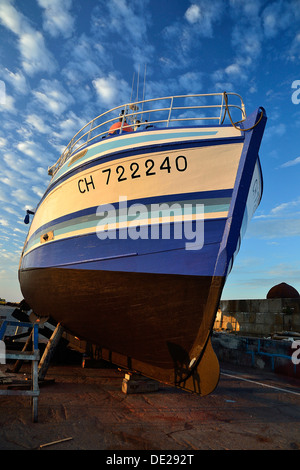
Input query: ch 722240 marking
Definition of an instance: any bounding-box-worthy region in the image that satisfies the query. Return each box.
[102,155,188,185]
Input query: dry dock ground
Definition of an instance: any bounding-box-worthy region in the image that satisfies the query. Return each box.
[0,361,299,451]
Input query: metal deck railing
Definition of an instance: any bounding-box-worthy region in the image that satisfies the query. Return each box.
[48,92,246,177]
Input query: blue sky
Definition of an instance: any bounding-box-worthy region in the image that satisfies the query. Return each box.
[0,0,300,302]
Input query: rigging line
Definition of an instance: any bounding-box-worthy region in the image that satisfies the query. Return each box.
[130,72,135,104]
[136,64,140,103]
[141,64,147,118]
[142,64,147,102]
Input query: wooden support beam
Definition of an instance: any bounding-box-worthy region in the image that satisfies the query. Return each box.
[122,373,159,394]
[11,329,33,373]
[38,323,64,382]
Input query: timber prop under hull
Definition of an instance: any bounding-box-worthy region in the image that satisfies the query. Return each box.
[18,92,267,395]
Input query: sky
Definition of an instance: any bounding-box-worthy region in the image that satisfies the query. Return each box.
[0,0,300,302]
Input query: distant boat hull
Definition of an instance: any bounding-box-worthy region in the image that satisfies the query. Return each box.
[19,99,266,395]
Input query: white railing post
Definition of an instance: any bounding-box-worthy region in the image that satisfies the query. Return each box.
[87,119,95,143]
[167,97,173,127]
[219,93,224,124]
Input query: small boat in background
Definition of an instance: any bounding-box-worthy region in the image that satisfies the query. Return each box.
[18,92,267,395]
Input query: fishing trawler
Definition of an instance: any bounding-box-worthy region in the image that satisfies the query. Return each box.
[18,92,267,395]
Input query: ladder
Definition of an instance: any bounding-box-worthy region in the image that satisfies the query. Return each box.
[0,320,40,422]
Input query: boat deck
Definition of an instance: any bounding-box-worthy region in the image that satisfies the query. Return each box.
[0,361,299,451]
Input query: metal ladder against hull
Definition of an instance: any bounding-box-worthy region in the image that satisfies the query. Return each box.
[0,320,39,423]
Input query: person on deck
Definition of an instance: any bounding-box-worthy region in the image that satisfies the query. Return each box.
[109,110,133,134]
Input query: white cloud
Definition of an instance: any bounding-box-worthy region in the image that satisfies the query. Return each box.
[264,122,286,140]
[4,206,20,217]
[26,114,51,134]
[0,137,7,147]
[0,68,29,94]
[0,0,56,76]
[63,34,103,86]
[2,163,46,194]
[11,188,37,207]
[229,0,262,18]
[280,156,300,168]
[33,79,74,115]
[247,218,300,239]
[162,4,227,71]
[93,77,115,105]
[262,1,295,39]
[289,32,300,60]
[184,0,225,37]
[224,63,245,79]
[0,186,10,204]
[0,93,16,113]
[185,5,201,24]
[178,72,203,93]
[16,140,44,163]
[3,152,24,170]
[32,186,44,198]
[0,0,23,34]
[93,74,129,107]
[92,0,153,70]
[254,198,300,220]
[53,112,85,142]
[37,0,75,38]
[2,174,16,187]
[270,199,300,216]
[248,196,300,240]
[0,218,9,227]
[212,2,263,88]
[106,0,148,43]
[267,263,300,280]
[19,31,56,76]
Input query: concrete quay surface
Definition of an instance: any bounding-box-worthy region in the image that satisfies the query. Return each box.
[0,361,299,451]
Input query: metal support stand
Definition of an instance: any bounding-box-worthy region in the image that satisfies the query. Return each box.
[0,320,40,422]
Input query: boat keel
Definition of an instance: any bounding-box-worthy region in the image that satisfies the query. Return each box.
[176,337,220,396]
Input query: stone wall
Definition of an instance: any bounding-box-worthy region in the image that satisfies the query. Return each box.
[214,298,300,337]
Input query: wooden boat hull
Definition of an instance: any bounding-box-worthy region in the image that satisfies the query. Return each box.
[19,268,223,394]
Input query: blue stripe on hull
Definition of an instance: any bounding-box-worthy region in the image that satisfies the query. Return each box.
[21,218,227,277]
[24,189,232,252]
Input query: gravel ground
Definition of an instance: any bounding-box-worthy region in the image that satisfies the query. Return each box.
[0,361,299,451]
